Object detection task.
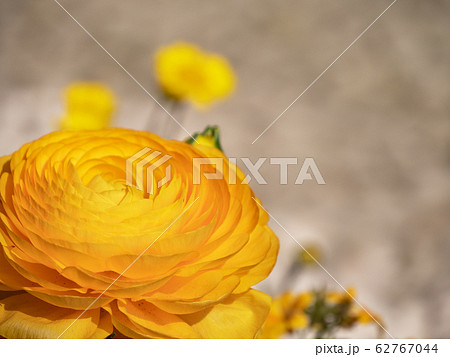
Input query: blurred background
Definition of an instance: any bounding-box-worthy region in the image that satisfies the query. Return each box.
[0,0,449,338]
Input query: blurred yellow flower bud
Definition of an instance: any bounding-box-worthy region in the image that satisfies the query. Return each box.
[154,42,236,108]
[260,291,313,338]
[297,243,322,265]
[59,82,116,130]
[326,287,356,304]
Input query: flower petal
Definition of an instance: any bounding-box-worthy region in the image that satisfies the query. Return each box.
[27,289,113,310]
[0,246,37,290]
[181,289,271,338]
[88,309,113,339]
[116,299,199,338]
[0,293,110,338]
[149,275,240,315]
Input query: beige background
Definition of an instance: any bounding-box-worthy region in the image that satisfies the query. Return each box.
[0,0,449,338]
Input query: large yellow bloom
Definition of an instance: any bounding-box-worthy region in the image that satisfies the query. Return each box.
[0,128,278,338]
[59,83,116,130]
[154,42,236,108]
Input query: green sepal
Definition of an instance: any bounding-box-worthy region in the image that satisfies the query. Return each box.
[185,125,223,152]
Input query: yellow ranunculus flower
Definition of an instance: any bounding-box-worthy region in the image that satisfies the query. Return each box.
[154,42,236,108]
[0,128,278,338]
[59,82,116,130]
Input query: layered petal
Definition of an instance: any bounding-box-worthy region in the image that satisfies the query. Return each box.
[0,293,112,338]
[181,289,272,338]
